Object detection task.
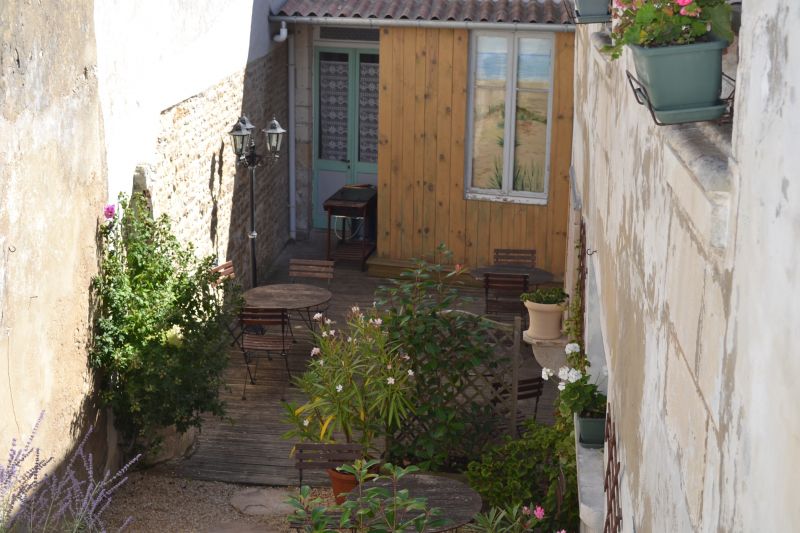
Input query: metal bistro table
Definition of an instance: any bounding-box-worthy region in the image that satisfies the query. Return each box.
[244,283,332,329]
[347,473,482,532]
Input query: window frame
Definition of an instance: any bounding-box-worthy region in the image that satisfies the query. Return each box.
[464,30,556,205]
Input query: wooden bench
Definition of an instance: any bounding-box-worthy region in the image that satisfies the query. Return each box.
[289,258,335,283]
[294,442,363,486]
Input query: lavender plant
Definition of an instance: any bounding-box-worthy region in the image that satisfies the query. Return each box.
[0,413,139,533]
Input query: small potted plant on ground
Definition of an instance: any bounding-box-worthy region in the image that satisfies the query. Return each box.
[283,306,415,502]
[543,364,607,448]
[608,0,733,124]
[520,288,568,341]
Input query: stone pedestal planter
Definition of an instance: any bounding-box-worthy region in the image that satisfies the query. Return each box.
[523,300,564,340]
[522,332,568,370]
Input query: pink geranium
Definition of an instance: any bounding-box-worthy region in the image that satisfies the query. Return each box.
[676,0,693,6]
[533,505,545,520]
[103,204,116,220]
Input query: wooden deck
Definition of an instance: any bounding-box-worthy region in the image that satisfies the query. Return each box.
[176,232,559,487]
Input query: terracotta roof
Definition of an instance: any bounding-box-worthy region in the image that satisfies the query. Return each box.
[274,0,573,25]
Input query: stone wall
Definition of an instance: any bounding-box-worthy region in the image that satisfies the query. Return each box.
[0,1,108,463]
[570,1,800,529]
[146,45,290,286]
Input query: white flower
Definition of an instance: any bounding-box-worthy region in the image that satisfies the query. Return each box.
[557,366,571,381]
[402,354,410,361]
[557,381,566,391]
[565,343,581,355]
[370,318,382,326]
[387,377,395,385]
[313,312,323,321]
[347,336,353,342]
[336,384,343,392]
[351,305,361,314]
[567,368,582,383]
[318,359,324,366]
[387,364,392,370]
[408,369,414,377]
[324,318,333,325]
[321,331,328,338]
[303,418,310,427]
[329,329,336,336]
[310,347,321,356]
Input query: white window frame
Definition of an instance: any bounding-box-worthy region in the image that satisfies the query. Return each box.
[464,31,555,205]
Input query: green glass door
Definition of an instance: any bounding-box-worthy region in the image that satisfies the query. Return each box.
[313,48,379,228]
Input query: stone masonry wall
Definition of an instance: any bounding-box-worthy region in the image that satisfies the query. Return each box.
[147,43,289,288]
[0,1,109,465]
[571,3,800,529]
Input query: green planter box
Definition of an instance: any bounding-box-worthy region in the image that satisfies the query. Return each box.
[630,37,728,123]
[575,0,610,20]
[577,416,605,449]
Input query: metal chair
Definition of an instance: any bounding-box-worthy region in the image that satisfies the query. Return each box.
[237,307,291,400]
[492,376,544,436]
[288,258,335,327]
[493,248,537,268]
[483,272,529,317]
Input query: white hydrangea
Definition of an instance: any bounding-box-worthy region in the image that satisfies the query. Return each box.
[541,367,555,381]
[557,381,566,391]
[557,366,571,381]
[565,342,581,355]
[567,368,582,383]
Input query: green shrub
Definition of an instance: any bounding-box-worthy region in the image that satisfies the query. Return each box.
[520,287,568,305]
[466,422,578,531]
[91,193,240,450]
[377,247,499,471]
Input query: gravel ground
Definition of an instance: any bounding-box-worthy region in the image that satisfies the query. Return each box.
[104,466,334,533]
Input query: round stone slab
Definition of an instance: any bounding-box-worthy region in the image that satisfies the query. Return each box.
[229,487,295,516]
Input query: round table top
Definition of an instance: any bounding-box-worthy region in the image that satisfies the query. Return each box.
[244,283,332,310]
[348,473,482,532]
[471,264,556,285]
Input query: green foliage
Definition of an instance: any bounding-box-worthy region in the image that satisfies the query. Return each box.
[283,309,415,456]
[520,287,568,305]
[287,460,448,533]
[608,0,733,59]
[91,193,239,449]
[377,246,500,471]
[466,422,578,530]
[466,503,546,533]
[557,374,607,418]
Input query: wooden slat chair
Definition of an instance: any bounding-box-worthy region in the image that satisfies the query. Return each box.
[491,376,544,437]
[483,272,529,318]
[289,258,335,284]
[238,307,291,400]
[493,248,537,268]
[211,260,236,286]
[293,442,363,486]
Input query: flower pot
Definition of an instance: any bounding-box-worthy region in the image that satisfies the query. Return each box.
[577,416,605,449]
[574,0,610,21]
[523,300,563,340]
[327,468,359,504]
[630,37,728,124]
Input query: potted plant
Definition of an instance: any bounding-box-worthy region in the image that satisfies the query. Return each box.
[283,307,415,502]
[520,288,568,341]
[574,0,611,23]
[608,0,734,124]
[542,365,607,448]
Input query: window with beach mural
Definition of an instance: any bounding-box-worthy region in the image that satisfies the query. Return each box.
[468,33,553,201]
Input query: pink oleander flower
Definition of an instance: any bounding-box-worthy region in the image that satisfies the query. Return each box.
[676,0,692,5]
[522,506,531,516]
[533,505,545,520]
[103,204,115,219]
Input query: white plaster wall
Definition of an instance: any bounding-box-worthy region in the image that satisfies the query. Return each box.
[571,1,800,529]
[94,0,283,203]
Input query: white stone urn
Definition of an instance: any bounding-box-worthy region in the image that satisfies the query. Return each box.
[523,300,564,340]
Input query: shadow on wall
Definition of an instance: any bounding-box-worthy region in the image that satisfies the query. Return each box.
[224,2,290,289]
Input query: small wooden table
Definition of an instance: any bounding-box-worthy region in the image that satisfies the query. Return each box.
[472,264,556,286]
[245,284,332,329]
[323,186,378,271]
[347,473,482,532]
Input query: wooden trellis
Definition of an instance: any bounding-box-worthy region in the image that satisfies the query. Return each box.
[604,407,622,533]
[392,314,526,453]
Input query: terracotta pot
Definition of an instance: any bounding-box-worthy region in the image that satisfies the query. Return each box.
[523,300,564,340]
[327,468,359,504]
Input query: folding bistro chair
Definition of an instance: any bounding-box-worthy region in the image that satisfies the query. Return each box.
[493,248,537,268]
[483,272,529,318]
[491,376,545,437]
[237,307,291,400]
[211,260,242,344]
[288,258,335,327]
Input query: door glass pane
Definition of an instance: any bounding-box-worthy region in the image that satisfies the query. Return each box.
[319,52,349,161]
[513,38,551,193]
[471,36,507,190]
[358,54,379,164]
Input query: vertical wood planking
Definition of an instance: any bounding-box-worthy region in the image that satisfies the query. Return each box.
[412,29,427,258]
[376,28,393,258]
[421,28,439,261]
[448,29,468,263]
[389,29,405,259]
[434,30,454,263]
[401,28,417,259]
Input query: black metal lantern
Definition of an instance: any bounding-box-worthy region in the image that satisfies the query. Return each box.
[263,116,286,157]
[228,116,255,159]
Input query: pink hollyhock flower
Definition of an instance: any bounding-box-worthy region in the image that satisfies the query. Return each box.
[104,204,116,219]
[534,505,545,520]
[676,0,692,6]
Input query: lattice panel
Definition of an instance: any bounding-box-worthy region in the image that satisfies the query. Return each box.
[392,314,524,452]
[604,408,622,533]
